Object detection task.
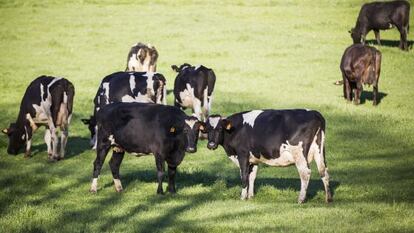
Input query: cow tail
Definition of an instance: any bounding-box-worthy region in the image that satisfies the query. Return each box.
[314,111,327,167]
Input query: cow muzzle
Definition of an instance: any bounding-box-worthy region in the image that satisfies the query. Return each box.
[207,142,218,150]
[185,147,196,153]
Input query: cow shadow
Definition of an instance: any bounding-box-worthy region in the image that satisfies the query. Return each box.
[366,39,414,50]
[115,168,339,202]
[360,90,387,105]
[30,136,90,159]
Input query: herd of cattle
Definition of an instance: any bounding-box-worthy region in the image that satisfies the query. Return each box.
[1,1,410,204]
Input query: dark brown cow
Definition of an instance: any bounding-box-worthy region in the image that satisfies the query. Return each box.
[349,0,410,51]
[340,44,382,105]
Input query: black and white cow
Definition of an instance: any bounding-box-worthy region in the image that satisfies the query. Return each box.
[126,42,158,72]
[81,71,167,148]
[90,102,204,194]
[172,63,216,122]
[349,0,410,51]
[204,109,332,204]
[2,76,74,161]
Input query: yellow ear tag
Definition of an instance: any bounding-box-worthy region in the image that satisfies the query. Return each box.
[199,125,205,131]
[170,127,176,133]
[226,123,232,130]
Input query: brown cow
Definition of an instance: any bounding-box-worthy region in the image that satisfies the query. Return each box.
[125,42,158,72]
[340,44,381,105]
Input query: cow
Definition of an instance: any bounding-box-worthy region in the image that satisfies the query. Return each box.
[81,71,167,149]
[2,76,75,161]
[171,63,216,122]
[203,109,332,204]
[89,102,205,194]
[340,44,382,105]
[349,0,410,51]
[126,42,158,72]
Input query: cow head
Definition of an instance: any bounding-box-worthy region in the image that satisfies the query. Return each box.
[81,116,97,148]
[171,63,192,73]
[349,28,362,44]
[205,115,232,150]
[2,123,25,155]
[181,116,205,153]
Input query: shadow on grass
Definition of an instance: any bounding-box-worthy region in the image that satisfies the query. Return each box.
[365,39,414,50]
[360,90,387,105]
[30,136,89,159]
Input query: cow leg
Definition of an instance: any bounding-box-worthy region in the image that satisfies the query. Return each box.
[44,128,53,158]
[49,126,59,160]
[354,82,362,105]
[295,151,311,204]
[237,154,250,200]
[90,142,111,193]
[373,83,378,106]
[248,164,258,199]
[397,25,408,50]
[193,98,202,121]
[313,130,333,203]
[344,78,352,102]
[167,165,177,194]
[59,126,68,159]
[24,125,33,158]
[155,155,165,194]
[109,151,125,192]
[374,29,381,45]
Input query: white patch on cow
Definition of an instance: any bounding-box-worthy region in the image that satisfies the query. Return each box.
[248,165,258,198]
[194,64,201,70]
[179,83,195,108]
[208,116,220,129]
[90,178,98,192]
[129,74,136,93]
[121,93,152,103]
[185,119,197,129]
[108,135,116,145]
[96,107,100,112]
[48,77,62,89]
[91,125,98,149]
[228,155,240,168]
[102,82,110,104]
[113,179,123,192]
[249,141,302,167]
[242,110,263,128]
[143,72,156,95]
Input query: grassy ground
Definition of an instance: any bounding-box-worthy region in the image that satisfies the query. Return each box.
[1,0,414,232]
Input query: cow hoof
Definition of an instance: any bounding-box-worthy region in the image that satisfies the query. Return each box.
[115,187,123,193]
[167,188,176,194]
[326,196,333,203]
[90,188,97,193]
[157,189,164,195]
[48,157,58,163]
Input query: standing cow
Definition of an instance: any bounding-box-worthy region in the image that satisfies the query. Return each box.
[204,109,332,204]
[340,44,382,105]
[126,42,158,72]
[90,102,204,194]
[349,0,410,51]
[2,76,74,161]
[172,63,216,122]
[81,71,167,148]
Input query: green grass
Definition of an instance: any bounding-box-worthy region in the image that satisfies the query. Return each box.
[1,0,414,232]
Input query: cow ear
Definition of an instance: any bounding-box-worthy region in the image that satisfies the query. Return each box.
[2,128,8,135]
[171,65,179,72]
[222,119,232,130]
[81,119,90,125]
[198,122,207,133]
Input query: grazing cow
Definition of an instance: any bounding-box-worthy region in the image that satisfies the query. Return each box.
[172,63,216,122]
[81,71,167,148]
[340,44,382,105]
[349,0,410,51]
[2,76,74,161]
[204,109,332,204]
[89,102,204,194]
[126,42,158,72]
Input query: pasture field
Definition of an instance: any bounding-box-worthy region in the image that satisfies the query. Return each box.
[1,0,414,232]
